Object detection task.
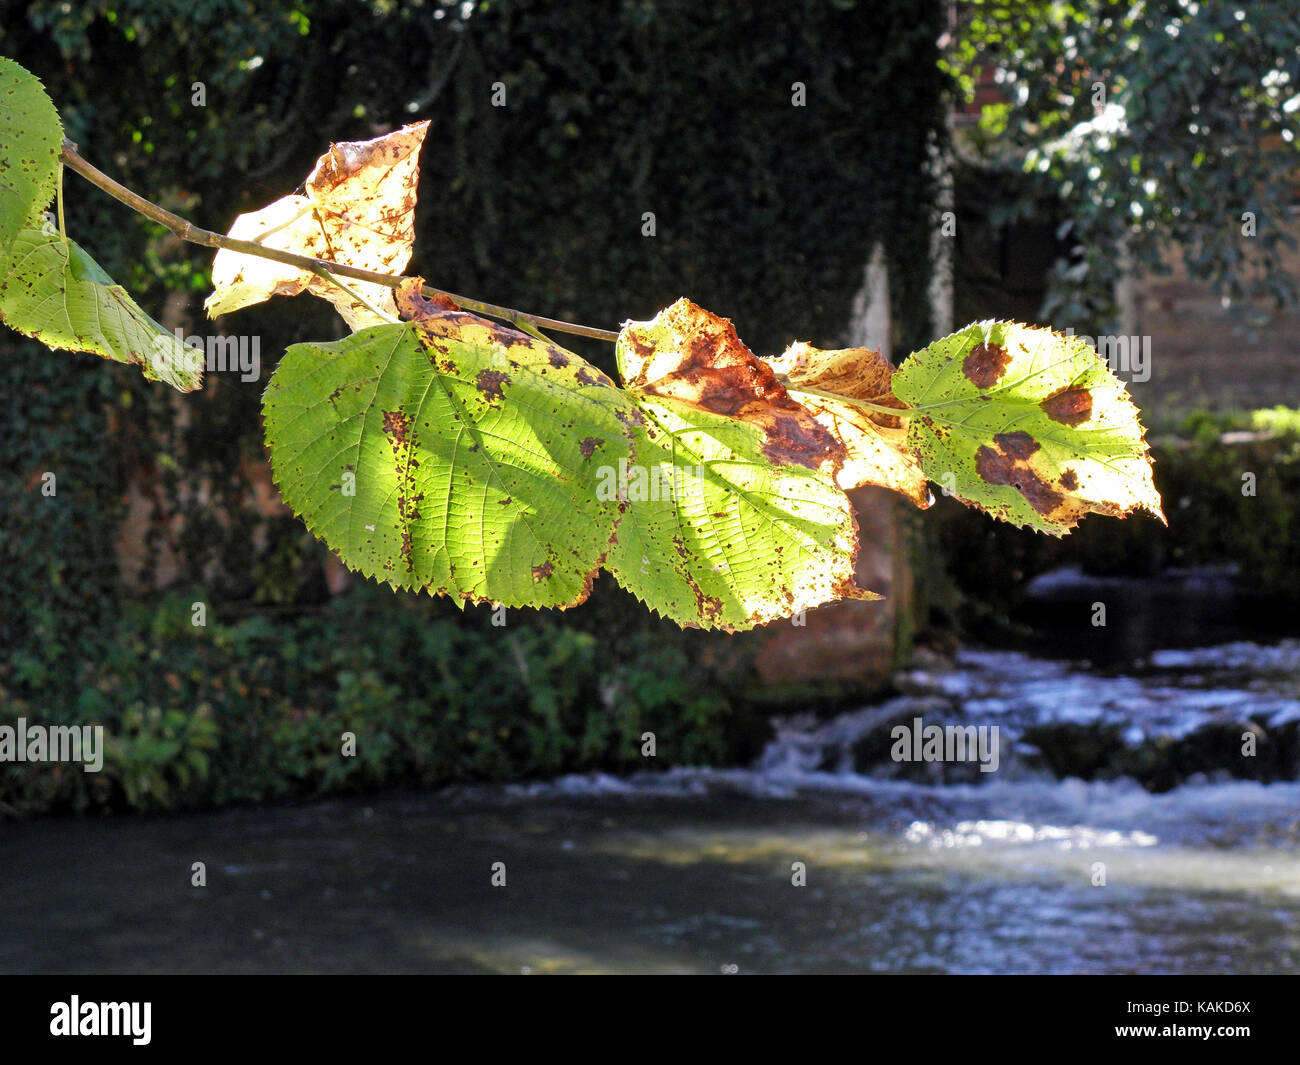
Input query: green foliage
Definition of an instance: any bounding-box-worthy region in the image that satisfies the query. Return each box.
[263,317,636,608]
[0,586,754,815]
[605,393,865,628]
[894,321,1163,534]
[0,55,61,252]
[0,0,948,810]
[0,226,204,390]
[947,0,1300,327]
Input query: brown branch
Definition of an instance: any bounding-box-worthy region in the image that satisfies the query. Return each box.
[58,139,620,344]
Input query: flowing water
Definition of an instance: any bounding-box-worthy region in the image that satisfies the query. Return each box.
[4,622,1300,973]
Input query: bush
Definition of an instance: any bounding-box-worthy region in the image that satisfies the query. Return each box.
[0,584,759,817]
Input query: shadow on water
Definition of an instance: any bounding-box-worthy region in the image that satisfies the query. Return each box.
[1014,564,1295,667]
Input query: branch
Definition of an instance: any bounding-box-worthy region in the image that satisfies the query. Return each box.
[58,139,620,344]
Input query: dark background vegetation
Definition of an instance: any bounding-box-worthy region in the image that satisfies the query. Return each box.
[0,0,948,814]
[3,0,1298,816]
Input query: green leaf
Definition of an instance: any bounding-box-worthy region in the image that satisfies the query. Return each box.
[0,57,63,257]
[262,313,638,608]
[892,320,1165,535]
[604,393,873,631]
[0,226,204,392]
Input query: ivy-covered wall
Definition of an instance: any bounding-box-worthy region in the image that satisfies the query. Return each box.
[0,0,950,812]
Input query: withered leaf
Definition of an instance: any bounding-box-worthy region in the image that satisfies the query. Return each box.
[618,298,845,476]
[205,122,430,330]
[765,341,930,507]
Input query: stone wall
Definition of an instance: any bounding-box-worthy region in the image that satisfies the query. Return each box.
[1124,215,1300,421]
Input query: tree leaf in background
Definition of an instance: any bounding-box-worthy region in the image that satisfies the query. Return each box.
[0,56,63,258]
[892,320,1166,535]
[0,225,204,392]
[262,278,637,608]
[206,122,430,330]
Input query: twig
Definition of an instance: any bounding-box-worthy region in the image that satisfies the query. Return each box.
[58,140,620,344]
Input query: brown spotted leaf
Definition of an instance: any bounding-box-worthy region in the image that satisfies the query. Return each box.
[608,300,879,631]
[618,298,846,476]
[766,340,930,506]
[892,320,1165,535]
[261,277,637,608]
[206,122,430,330]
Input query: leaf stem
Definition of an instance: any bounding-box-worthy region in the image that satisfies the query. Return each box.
[783,382,913,419]
[57,140,620,344]
[310,268,400,325]
[56,162,66,243]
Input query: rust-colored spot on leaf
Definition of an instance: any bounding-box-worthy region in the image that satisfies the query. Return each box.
[992,430,1039,460]
[548,350,570,368]
[621,299,843,473]
[382,409,412,445]
[575,366,612,388]
[579,437,602,459]
[1060,468,1079,491]
[974,440,1064,517]
[1041,385,1093,426]
[962,341,1011,389]
[531,561,554,581]
[475,369,509,401]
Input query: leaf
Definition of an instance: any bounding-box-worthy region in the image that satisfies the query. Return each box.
[602,393,876,631]
[0,225,204,392]
[619,298,845,475]
[766,340,931,506]
[262,278,638,608]
[892,320,1166,535]
[609,300,878,631]
[0,57,63,258]
[206,122,430,330]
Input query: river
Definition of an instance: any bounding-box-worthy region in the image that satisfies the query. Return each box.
[4,592,1299,973]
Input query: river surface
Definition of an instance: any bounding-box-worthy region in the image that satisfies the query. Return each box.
[4,633,1300,974]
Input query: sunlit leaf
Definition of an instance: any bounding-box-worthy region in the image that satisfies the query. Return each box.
[767,340,930,506]
[262,279,638,607]
[892,320,1165,535]
[609,300,877,630]
[206,122,430,329]
[0,225,203,392]
[0,56,63,258]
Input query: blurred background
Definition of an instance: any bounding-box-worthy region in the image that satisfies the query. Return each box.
[2,0,1299,973]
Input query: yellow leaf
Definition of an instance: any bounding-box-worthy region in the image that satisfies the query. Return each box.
[205,121,430,329]
[767,341,931,507]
